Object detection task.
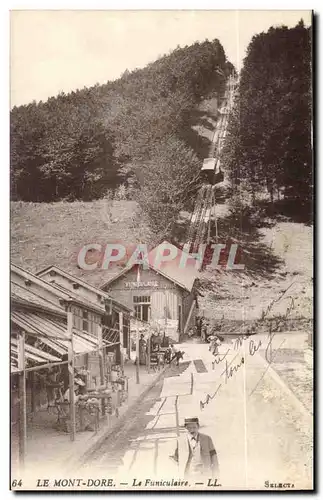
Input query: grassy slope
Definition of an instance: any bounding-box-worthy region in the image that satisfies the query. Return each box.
[11,199,152,287]
[199,222,313,324]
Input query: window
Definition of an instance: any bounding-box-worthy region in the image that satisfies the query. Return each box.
[133,296,151,322]
[133,296,150,303]
[82,310,89,332]
[72,306,98,335]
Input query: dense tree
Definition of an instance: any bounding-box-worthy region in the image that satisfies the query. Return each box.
[136,137,201,237]
[222,21,312,212]
[10,102,47,201]
[11,39,230,210]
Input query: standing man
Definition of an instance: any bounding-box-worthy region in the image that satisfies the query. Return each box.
[138,334,147,365]
[201,319,208,342]
[170,417,219,479]
[154,331,162,351]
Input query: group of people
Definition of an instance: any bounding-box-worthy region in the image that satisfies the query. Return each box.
[138,333,184,367]
[138,332,163,365]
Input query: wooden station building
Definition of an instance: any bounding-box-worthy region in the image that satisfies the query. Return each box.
[101,241,199,342]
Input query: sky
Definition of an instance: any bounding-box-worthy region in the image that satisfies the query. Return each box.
[10,10,312,107]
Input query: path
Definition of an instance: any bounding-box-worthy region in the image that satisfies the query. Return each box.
[83,337,313,490]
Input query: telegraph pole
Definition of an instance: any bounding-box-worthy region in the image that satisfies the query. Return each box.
[18,330,27,468]
[66,303,76,442]
[136,325,140,384]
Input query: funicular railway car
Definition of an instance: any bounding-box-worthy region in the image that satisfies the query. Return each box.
[200,75,236,186]
[201,157,224,185]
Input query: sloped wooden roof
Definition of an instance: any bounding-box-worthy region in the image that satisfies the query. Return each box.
[102,241,199,293]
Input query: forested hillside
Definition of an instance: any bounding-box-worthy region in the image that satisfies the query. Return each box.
[222,20,312,221]
[11,39,233,234]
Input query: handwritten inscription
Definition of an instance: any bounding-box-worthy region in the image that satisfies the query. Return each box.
[265,331,277,364]
[201,332,280,410]
[200,383,222,410]
[233,335,249,350]
[249,338,262,356]
[221,353,245,383]
[249,331,286,396]
[200,290,297,410]
[211,349,230,369]
[261,283,296,320]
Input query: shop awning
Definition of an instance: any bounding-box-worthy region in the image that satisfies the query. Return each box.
[11,338,61,362]
[10,338,62,373]
[11,309,120,372]
[37,330,105,357]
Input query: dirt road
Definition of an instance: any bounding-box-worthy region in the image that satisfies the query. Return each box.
[81,339,313,490]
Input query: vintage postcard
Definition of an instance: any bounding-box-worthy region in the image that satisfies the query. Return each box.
[10,10,313,491]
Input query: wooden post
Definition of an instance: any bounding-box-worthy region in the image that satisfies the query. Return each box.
[175,395,179,437]
[136,327,140,384]
[207,216,211,245]
[174,395,180,475]
[119,312,124,375]
[180,297,184,340]
[98,323,105,383]
[128,322,131,360]
[147,334,151,373]
[214,191,218,243]
[31,371,36,415]
[85,353,90,387]
[164,291,167,333]
[18,331,27,467]
[98,322,105,417]
[67,305,76,441]
[208,191,215,244]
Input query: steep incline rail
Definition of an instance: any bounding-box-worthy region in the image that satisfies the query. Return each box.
[186,75,237,251]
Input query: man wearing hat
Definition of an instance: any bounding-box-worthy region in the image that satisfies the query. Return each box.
[170,417,219,479]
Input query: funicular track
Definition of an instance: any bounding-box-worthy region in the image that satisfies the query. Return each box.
[186,75,237,251]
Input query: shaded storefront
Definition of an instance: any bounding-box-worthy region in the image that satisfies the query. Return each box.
[11,264,131,471]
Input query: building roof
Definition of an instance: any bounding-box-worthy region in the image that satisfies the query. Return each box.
[102,241,199,292]
[36,265,131,313]
[11,281,65,316]
[149,241,199,291]
[11,264,106,315]
[10,265,123,374]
